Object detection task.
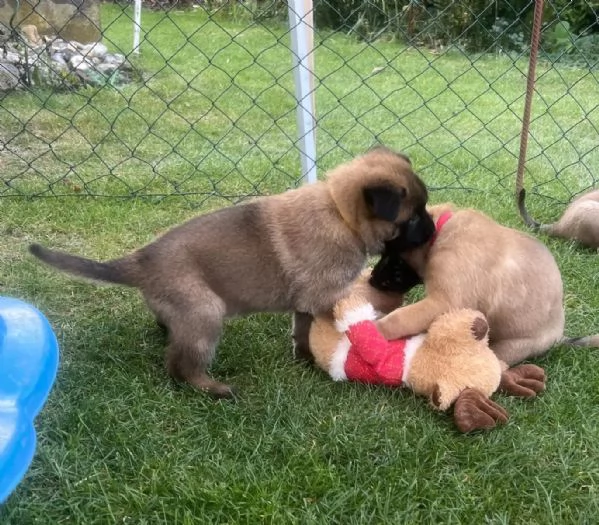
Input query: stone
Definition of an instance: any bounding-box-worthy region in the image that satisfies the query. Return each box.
[96,62,116,75]
[69,54,91,70]
[0,30,131,89]
[0,60,19,90]
[4,50,20,63]
[89,42,107,58]
[0,0,101,44]
[80,41,107,58]
[0,21,9,44]
[51,53,67,66]
[51,40,78,60]
[104,53,125,66]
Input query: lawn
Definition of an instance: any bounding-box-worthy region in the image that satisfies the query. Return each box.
[1,4,599,524]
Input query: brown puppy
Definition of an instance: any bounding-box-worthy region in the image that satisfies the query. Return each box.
[519,188,599,250]
[29,147,434,398]
[370,203,599,369]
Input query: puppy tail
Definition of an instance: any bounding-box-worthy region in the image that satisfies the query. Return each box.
[561,334,599,348]
[517,188,542,230]
[29,243,139,287]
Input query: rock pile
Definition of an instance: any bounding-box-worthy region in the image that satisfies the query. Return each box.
[0,24,134,91]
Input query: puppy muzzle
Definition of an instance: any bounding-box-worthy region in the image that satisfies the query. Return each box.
[391,210,435,251]
[369,254,422,293]
[368,210,434,293]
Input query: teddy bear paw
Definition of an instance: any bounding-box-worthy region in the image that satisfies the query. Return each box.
[499,364,546,398]
[453,388,509,433]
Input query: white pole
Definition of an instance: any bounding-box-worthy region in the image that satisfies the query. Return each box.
[133,0,142,54]
[288,0,317,184]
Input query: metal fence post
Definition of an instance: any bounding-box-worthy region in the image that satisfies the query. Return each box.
[133,0,142,54]
[287,0,317,184]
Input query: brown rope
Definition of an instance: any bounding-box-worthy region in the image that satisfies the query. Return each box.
[516,0,545,210]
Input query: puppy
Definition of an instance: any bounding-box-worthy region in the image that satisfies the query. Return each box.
[519,188,599,250]
[29,147,435,398]
[370,203,599,368]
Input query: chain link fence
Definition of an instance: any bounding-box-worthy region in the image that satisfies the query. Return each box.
[1,0,598,207]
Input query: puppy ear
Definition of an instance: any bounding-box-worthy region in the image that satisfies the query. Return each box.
[363,185,406,222]
[367,145,412,164]
[471,316,489,341]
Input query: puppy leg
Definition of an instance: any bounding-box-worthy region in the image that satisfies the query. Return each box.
[292,311,315,363]
[491,334,557,366]
[147,286,233,398]
[376,297,449,340]
[155,318,168,334]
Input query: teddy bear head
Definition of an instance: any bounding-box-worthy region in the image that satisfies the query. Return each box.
[406,308,503,411]
[424,308,490,355]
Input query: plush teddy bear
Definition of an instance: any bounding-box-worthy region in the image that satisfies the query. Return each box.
[309,271,545,433]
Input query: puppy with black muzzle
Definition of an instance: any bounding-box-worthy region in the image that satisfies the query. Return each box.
[30,147,434,398]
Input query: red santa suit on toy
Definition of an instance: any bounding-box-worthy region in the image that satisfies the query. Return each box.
[328,303,426,386]
[328,211,452,386]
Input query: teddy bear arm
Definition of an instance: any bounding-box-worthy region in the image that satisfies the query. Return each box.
[498,364,546,398]
[333,293,370,321]
[453,389,509,433]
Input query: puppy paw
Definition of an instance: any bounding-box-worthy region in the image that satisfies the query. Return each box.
[499,364,546,398]
[291,312,315,364]
[185,373,238,400]
[453,388,509,433]
[206,383,238,400]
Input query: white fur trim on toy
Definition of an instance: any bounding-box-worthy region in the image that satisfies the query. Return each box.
[401,333,426,384]
[335,304,377,333]
[329,337,351,381]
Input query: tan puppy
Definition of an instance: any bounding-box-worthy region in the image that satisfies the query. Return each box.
[29,147,434,398]
[370,203,599,369]
[519,188,599,250]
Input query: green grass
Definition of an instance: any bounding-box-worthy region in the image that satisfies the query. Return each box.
[1,192,599,524]
[2,5,599,524]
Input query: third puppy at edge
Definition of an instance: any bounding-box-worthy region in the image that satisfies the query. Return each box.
[519,188,599,250]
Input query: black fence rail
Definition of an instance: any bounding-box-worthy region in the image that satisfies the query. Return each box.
[0,0,598,207]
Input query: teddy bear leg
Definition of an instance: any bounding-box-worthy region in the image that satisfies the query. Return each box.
[498,364,546,398]
[453,389,509,433]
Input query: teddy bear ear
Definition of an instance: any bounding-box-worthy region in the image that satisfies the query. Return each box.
[471,316,489,341]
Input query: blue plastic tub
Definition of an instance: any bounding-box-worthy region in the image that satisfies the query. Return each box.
[0,297,59,504]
